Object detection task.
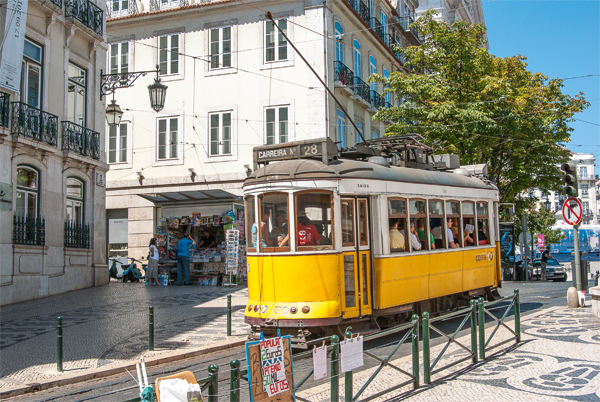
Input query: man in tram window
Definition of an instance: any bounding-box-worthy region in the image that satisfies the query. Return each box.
[298,214,321,246]
[315,223,332,245]
[417,219,435,250]
[408,221,422,251]
[389,218,405,252]
[477,220,488,245]
[446,218,460,248]
[252,209,276,247]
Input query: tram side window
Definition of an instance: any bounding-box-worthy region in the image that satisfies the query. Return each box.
[410,199,431,250]
[462,201,476,247]
[429,200,447,249]
[476,202,489,246]
[295,191,334,249]
[258,192,290,251]
[388,198,408,253]
[245,196,256,250]
[446,201,463,248]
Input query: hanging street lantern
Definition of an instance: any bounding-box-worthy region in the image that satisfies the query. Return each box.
[105,99,124,127]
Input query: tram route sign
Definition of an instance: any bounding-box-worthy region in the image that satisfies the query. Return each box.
[562,197,582,226]
[253,137,339,169]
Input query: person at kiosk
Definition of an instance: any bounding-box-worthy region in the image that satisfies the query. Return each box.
[198,228,217,249]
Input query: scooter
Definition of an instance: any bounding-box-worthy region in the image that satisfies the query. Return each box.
[109,258,123,281]
[121,257,146,283]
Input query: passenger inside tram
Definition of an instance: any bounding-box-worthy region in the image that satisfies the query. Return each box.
[409,222,422,251]
[272,210,289,247]
[416,219,435,250]
[389,218,405,252]
[477,220,488,245]
[297,214,321,246]
[446,218,460,248]
[463,218,476,247]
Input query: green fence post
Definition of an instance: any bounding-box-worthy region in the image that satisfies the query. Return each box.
[230,359,240,402]
[422,312,430,384]
[514,289,521,343]
[149,306,154,351]
[470,299,478,364]
[208,364,219,402]
[57,316,63,372]
[411,314,420,389]
[330,334,339,402]
[478,297,485,361]
[227,294,232,337]
[344,330,352,402]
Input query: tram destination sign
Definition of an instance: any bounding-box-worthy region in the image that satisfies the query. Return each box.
[253,137,339,169]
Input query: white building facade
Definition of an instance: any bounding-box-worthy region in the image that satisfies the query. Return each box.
[0,0,108,305]
[104,0,424,260]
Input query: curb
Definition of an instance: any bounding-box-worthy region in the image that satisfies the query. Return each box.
[0,337,247,399]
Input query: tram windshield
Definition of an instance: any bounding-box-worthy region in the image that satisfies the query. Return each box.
[258,192,290,252]
[295,191,334,250]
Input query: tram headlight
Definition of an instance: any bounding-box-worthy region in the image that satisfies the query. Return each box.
[302,306,310,314]
[248,304,253,311]
[254,305,259,312]
[290,306,298,314]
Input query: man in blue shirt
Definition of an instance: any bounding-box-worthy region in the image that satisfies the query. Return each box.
[177,234,196,285]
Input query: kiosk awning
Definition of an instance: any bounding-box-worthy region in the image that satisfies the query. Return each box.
[138,190,241,205]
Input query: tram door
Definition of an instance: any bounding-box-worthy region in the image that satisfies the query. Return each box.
[341,198,372,319]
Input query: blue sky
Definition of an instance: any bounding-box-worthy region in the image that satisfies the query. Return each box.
[482,0,599,168]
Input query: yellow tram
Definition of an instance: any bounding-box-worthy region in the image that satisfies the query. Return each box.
[243,136,501,344]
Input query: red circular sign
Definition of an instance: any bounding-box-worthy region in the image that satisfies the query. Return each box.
[562,197,582,225]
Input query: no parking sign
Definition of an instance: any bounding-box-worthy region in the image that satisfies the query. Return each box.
[562,197,582,226]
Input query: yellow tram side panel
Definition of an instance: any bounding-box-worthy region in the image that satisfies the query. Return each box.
[495,241,501,286]
[246,254,341,320]
[428,252,464,298]
[461,247,496,291]
[374,254,430,309]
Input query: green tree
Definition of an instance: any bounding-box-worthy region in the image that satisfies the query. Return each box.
[372,10,589,215]
[514,202,565,250]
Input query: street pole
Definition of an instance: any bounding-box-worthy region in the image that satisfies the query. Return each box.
[573,222,582,292]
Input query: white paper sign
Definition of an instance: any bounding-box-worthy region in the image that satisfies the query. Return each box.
[312,346,327,381]
[260,336,290,397]
[340,336,364,373]
[0,0,29,93]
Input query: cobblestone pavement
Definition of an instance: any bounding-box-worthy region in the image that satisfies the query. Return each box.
[0,282,250,392]
[297,300,600,402]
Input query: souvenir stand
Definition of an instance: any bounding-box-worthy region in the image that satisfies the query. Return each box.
[138,190,247,286]
[222,229,239,287]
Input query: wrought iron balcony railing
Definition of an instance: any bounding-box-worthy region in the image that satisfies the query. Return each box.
[369,17,385,42]
[11,102,59,146]
[0,92,9,128]
[149,0,189,11]
[384,101,393,109]
[334,60,355,87]
[343,0,356,9]
[62,121,100,160]
[65,0,104,36]
[399,15,414,32]
[106,0,138,18]
[48,0,63,9]
[13,214,45,246]
[64,221,90,249]
[383,33,398,50]
[353,76,371,104]
[370,90,385,109]
[357,0,370,24]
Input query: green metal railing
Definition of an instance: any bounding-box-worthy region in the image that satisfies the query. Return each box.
[64,221,90,248]
[0,92,9,128]
[13,214,45,246]
[478,289,521,360]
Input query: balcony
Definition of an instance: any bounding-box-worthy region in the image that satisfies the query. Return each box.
[62,121,100,160]
[106,0,138,18]
[399,15,423,44]
[13,214,45,246]
[370,90,385,110]
[369,17,385,42]
[11,102,59,146]
[353,76,371,105]
[64,221,90,248]
[357,0,370,23]
[48,0,63,9]
[149,0,189,11]
[334,60,355,87]
[65,0,104,36]
[0,92,9,128]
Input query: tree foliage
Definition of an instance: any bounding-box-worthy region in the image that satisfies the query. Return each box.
[372,10,589,216]
[513,202,566,248]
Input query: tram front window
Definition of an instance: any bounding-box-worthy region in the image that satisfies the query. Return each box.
[476,202,489,245]
[389,198,408,253]
[258,192,290,251]
[295,191,334,249]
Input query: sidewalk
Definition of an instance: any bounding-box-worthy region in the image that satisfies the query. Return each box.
[0,282,250,398]
[296,301,600,402]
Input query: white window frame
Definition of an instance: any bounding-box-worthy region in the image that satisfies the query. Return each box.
[154,115,183,166]
[337,110,346,149]
[209,26,232,71]
[353,40,362,79]
[21,38,43,108]
[66,177,85,224]
[109,41,129,75]
[206,109,237,162]
[261,18,293,69]
[107,121,132,167]
[335,22,344,63]
[158,34,180,77]
[581,184,589,198]
[109,0,132,17]
[67,62,87,127]
[369,55,377,91]
[265,105,293,145]
[264,19,288,63]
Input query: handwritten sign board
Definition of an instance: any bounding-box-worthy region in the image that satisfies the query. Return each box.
[245,336,295,402]
[340,336,364,373]
[312,346,327,381]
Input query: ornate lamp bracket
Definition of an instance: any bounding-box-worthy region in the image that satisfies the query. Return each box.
[100,65,160,100]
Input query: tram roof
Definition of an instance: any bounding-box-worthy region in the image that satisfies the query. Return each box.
[245,158,496,191]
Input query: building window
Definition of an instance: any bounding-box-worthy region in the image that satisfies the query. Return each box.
[21,39,43,108]
[583,201,589,214]
[266,106,288,145]
[159,34,179,76]
[369,55,376,91]
[108,123,128,163]
[335,22,343,63]
[265,19,288,62]
[66,178,84,224]
[109,42,129,75]
[381,12,388,37]
[210,27,231,70]
[372,130,379,139]
[581,184,588,198]
[157,117,178,160]
[355,119,363,144]
[383,68,390,103]
[336,109,346,149]
[580,166,587,178]
[67,63,86,126]
[16,166,39,217]
[209,111,232,156]
[353,40,362,79]
[110,0,130,16]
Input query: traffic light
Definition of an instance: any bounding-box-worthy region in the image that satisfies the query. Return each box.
[561,161,578,197]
